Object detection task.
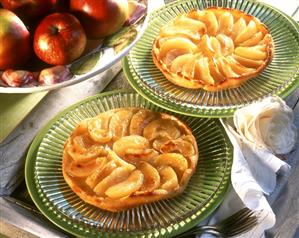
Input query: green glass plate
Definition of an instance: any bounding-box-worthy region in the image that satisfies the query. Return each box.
[25,90,233,237]
[123,0,299,117]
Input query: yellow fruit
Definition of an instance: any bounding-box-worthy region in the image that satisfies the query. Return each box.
[105,170,144,199]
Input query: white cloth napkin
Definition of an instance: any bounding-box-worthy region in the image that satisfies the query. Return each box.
[199,97,296,238]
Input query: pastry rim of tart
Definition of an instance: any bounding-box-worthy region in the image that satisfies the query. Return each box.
[152,7,274,91]
[62,108,198,212]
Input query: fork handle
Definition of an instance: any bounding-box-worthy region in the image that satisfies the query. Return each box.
[176,226,222,238]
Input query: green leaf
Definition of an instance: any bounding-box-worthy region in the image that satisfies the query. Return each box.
[104,26,138,53]
[70,51,102,75]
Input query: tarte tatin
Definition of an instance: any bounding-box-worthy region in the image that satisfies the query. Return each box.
[62,108,198,212]
[152,7,274,91]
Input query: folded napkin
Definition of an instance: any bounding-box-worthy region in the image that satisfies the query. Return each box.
[200,97,297,238]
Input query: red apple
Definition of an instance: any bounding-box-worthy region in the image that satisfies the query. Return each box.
[0,9,31,70]
[0,0,53,21]
[33,13,87,65]
[51,0,70,12]
[70,0,129,39]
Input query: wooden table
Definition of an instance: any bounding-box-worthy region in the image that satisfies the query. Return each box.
[0,1,298,237]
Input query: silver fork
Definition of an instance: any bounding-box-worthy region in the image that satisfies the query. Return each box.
[177,208,259,237]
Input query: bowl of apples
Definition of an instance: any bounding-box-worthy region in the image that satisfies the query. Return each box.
[0,0,148,93]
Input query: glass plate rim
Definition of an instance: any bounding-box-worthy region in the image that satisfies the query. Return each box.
[25,90,233,237]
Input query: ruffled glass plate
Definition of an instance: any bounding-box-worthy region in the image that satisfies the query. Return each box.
[123,0,299,117]
[25,90,233,237]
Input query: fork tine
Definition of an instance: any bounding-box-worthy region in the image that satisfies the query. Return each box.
[220,208,252,223]
[218,208,254,227]
[176,208,259,238]
[228,217,259,236]
[222,210,256,228]
[218,208,258,237]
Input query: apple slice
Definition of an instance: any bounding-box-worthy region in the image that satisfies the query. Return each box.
[129,109,158,135]
[226,56,255,75]
[203,11,219,35]
[206,11,219,35]
[216,34,234,56]
[182,55,197,78]
[208,58,226,83]
[235,46,267,60]
[160,136,196,157]
[113,135,150,158]
[174,15,207,34]
[217,57,239,78]
[72,133,94,153]
[159,37,198,60]
[138,162,160,193]
[143,118,181,142]
[88,112,113,143]
[109,109,135,141]
[194,57,215,85]
[152,137,170,152]
[232,54,264,68]
[67,159,97,178]
[218,12,234,35]
[160,26,201,42]
[239,32,264,47]
[234,20,258,44]
[170,54,193,74]
[105,170,144,199]
[153,153,188,179]
[231,17,246,40]
[210,37,222,56]
[93,166,131,196]
[66,142,106,163]
[159,166,179,191]
[107,150,136,171]
[200,35,216,58]
[123,149,159,165]
[85,159,116,189]
[164,49,194,66]
[188,10,218,36]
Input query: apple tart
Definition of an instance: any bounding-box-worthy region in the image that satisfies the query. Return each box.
[152,7,274,91]
[62,108,198,212]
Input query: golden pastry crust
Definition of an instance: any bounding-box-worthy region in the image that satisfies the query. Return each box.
[62,108,198,212]
[152,7,274,91]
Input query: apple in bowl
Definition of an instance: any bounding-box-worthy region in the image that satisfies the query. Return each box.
[33,13,87,65]
[70,0,128,38]
[51,0,70,12]
[0,0,53,21]
[0,9,31,70]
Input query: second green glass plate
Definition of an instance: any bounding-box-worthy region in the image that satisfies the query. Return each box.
[25,90,232,237]
[123,0,299,117]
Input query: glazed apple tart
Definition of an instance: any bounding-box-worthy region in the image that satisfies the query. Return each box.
[62,108,198,212]
[152,7,274,91]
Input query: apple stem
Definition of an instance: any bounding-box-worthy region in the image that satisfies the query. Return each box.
[50,25,59,35]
